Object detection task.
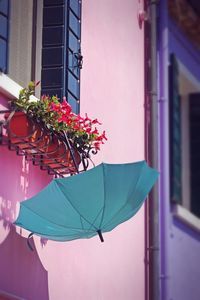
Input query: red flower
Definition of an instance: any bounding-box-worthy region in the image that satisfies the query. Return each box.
[50,103,60,112]
[84,113,92,122]
[91,127,99,135]
[94,142,101,150]
[19,82,107,152]
[86,127,92,134]
[42,95,50,101]
[92,118,102,125]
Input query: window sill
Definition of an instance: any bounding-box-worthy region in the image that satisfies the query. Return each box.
[0,73,37,101]
[0,73,22,99]
[172,204,200,233]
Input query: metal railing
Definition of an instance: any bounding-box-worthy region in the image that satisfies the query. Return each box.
[0,109,94,177]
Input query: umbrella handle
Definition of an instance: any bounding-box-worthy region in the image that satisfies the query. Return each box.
[97,230,104,243]
[27,232,34,251]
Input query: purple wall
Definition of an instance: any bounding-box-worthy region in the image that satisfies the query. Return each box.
[170,219,200,300]
[159,2,200,299]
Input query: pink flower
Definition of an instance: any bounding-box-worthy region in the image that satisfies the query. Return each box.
[62,96,67,103]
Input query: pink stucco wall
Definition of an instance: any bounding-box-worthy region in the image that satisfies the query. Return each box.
[0,1,145,299]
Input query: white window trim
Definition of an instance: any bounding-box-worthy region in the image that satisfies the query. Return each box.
[0,73,38,101]
[176,60,200,229]
[173,204,200,233]
[0,73,22,98]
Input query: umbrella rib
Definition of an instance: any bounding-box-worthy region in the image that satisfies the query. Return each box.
[55,181,98,230]
[20,203,87,232]
[80,216,84,230]
[101,162,146,230]
[25,227,94,241]
[40,232,96,242]
[98,163,106,229]
[85,207,104,234]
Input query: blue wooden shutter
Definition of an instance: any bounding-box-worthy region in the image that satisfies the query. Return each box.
[0,0,9,73]
[41,0,82,113]
[169,54,182,203]
[189,93,200,217]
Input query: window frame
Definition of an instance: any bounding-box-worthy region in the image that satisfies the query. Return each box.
[41,0,82,114]
[0,0,9,73]
[170,55,200,231]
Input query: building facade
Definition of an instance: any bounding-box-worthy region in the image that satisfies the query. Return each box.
[0,1,146,299]
[158,1,200,299]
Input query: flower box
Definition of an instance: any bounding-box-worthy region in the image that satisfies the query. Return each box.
[3,82,107,176]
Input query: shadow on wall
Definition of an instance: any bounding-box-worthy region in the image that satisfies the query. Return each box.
[0,146,51,300]
[0,148,30,227]
[0,226,49,300]
[0,146,50,234]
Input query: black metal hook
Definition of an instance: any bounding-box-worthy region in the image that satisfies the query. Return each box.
[27,232,34,251]
[73,50,83,69]
[0,121,3,144]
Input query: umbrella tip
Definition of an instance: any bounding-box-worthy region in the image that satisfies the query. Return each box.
[97,230,104,243]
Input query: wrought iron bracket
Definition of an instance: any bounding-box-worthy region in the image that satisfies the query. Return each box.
[0,108,95,177]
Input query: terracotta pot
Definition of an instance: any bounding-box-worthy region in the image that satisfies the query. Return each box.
[5,111,81,174]
[5,111,34,137]
[5,111,39,148]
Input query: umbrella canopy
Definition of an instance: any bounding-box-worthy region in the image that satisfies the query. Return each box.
[14,161,159,242]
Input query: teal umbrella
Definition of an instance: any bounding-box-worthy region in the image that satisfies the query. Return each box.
[14,161,158,243]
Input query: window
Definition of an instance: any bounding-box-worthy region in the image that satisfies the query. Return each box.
[169,54,182,205]
[0,0,9,73]
[4,0,82,113]
[41,0,82,113]
[169,54,200,218]
[8,0,34,87]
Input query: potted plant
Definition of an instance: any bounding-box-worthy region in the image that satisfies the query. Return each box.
[6,82,107,172]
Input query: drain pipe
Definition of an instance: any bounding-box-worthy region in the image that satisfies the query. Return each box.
[158,1,170,299]
[149,1,160,299]
[144,0,160,300]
